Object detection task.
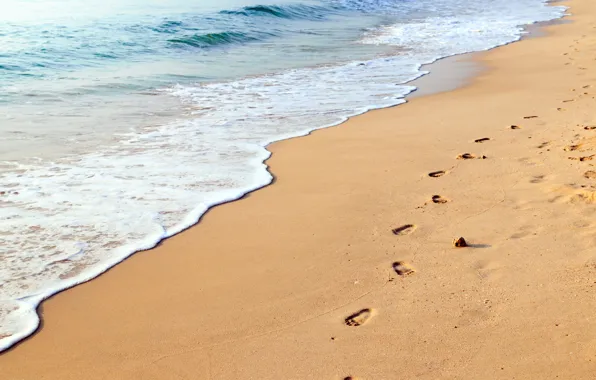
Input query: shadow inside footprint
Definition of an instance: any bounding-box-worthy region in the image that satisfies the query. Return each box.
[569,155,594,161]
[524,115,539,119]
[432,195,449,204]
[510,125,522,130]
[429,170,446,178]
[475,138,491,143]
[584,170,596,179]
[457,153,476,160]
[392,224,416,236]
[565,144,582,152]
[345,309,372,327]
[393,261,414,276]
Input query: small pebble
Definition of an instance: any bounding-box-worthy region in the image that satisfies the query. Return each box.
[453,237,468,247]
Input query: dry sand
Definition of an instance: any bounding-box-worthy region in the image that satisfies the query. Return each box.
[3,0,596,378]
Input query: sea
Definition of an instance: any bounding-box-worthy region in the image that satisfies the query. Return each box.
[0,0,566,351]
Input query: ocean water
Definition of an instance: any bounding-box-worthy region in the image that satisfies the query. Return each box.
[0,0,565,350]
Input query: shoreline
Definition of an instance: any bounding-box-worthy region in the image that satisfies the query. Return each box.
[4,0,596,378]
[407,53,482,99]
[0,7,557,354]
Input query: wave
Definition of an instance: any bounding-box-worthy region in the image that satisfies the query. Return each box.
[168,31,266,48]
[220,4,333,20]
[151,20,185,34]
[0,63,21,71]
[166,3,337,49]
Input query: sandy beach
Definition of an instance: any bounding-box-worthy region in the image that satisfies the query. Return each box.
[3,0,596,378]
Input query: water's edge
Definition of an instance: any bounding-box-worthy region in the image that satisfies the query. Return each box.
[0,9,568,354]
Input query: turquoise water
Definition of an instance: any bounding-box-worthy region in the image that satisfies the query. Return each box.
[1,0,388,97]
[0,0,565,351]
[0,0,391,161]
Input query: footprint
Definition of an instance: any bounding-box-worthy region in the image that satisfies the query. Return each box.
[457,153,476,160]
[428,170,446,178]
[569,155,594,162]
[563,99,575,103]
[584,171,596,179]
[393,261,415,276]
[432,195,449,204]
[345,309,373,327]
[564,144,582,152]
[519,157,540,166]
[524,116,539,119]
[537,141,551,149]
[584,126,596,130]
[530,175,546,184]
[392,224,416,236]
[510,231,532,239]
[475,137,491,143]
[510,125,522,130]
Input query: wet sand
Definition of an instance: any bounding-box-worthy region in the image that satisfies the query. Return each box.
[3,1,596,378]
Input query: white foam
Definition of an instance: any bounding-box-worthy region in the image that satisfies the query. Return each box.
[360,1,566,56]
[0,57,418,350]
[0,0,566,351]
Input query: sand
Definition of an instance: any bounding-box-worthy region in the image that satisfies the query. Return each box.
[3,1,596,378]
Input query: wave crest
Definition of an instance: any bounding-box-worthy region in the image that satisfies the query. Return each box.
[168,31,263,48]
[220,4,331,20]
